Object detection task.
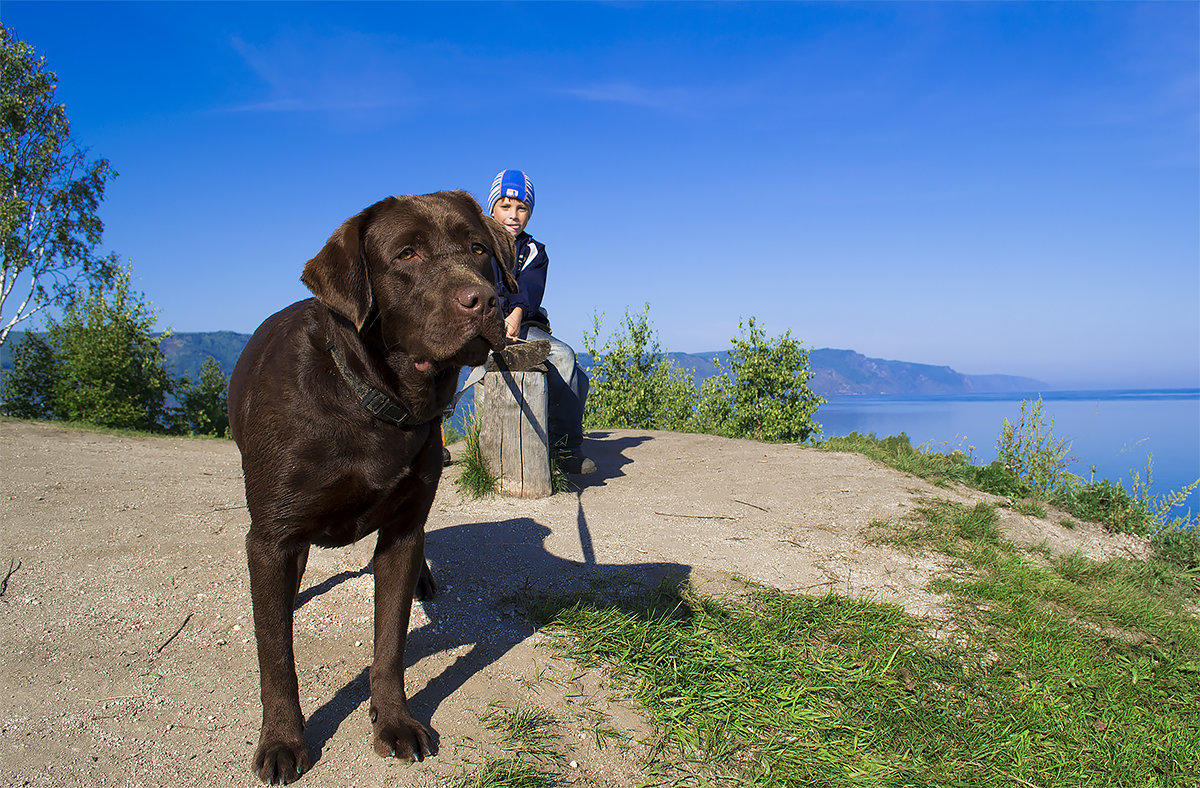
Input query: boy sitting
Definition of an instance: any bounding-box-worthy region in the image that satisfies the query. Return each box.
[486,169,594,475]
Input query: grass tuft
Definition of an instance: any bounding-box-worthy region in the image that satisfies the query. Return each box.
[481,703,559,757]
[458,758,556,788]
[454,408,498,499]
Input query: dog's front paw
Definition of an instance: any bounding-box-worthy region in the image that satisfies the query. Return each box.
[253,736,311,785]
[370,705,434,762]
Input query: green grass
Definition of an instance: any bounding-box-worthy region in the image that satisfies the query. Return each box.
[537,498,1200,788]
[452,411,573,498]
[1013,499,1048,519]
[819,431,1027,499]
[457,758,556,788]
[820,431,1200,573]
[454,408,499,498]
[481,703,560,757]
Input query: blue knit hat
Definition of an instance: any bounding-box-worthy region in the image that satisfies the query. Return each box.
[488,169,535,213]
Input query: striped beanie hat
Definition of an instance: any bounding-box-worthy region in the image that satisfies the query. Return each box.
[488,169,535,213]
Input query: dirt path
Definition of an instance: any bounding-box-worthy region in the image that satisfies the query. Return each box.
[0,419,1147,787]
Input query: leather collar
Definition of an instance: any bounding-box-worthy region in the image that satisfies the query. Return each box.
[326,340,434,428]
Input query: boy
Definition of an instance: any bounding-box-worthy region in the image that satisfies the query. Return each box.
[487,169,594,475]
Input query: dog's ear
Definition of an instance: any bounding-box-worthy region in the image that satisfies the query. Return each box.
[301,207,375,331]
[483,215,519,294]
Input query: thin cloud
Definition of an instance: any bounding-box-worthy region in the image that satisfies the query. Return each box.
[558,81,706,114]
[220,33,413,115]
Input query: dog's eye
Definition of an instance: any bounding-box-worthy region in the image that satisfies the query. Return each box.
[397,248,416,261]
[471,243,488,256]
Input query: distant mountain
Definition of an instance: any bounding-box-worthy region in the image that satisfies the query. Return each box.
[156,331,251,380]
[805,348,1046,396]
[2,331,1046,396]
[586,347,1045,396]
[0,330,253,383]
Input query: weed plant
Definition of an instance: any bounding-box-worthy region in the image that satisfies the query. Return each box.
[996,395,1076,495]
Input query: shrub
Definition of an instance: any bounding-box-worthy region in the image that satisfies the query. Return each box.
[1,267,177,431]
[1,330,59,419]
[693,317,825,443]
[996,396,1076,496]
[174,356,229,436]
[50,267,174,431]
[1053,479,1154,535]
[582,305,697,432]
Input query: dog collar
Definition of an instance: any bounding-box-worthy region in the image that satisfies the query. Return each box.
[326,340,434,428]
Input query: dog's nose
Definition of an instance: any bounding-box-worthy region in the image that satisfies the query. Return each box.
[455,283,496,317]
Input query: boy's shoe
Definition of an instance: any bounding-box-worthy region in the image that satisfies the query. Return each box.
[556,453,596,475]
[442,446,452,466]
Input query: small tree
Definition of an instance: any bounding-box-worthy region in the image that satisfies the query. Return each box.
[175,356,229,436]
[694,317,825,443]
[0,329,59,418]
[582,305,697,431]
[49,266,174,431]
[1,26,119,346]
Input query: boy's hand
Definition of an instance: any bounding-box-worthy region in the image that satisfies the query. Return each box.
[504,308,524,340]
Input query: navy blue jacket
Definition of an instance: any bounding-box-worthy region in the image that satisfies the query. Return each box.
[493,231,550,329]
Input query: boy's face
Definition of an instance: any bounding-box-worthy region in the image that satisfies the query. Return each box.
[491,197,531,238]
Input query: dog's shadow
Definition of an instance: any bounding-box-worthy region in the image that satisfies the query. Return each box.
[301,434,688,764]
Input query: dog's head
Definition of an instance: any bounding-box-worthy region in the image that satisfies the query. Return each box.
[301,190,518,373]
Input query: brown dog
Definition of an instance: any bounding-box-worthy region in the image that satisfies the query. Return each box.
[228,191,517,784]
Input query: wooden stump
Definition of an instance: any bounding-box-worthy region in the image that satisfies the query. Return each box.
[478,368,552,499]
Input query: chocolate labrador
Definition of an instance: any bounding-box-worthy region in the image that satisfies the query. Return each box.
[227,191,517,784]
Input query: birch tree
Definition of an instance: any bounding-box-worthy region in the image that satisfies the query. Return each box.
[1,25,118,346]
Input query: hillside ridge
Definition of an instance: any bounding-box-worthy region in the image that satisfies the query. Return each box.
[2,330,1047,396]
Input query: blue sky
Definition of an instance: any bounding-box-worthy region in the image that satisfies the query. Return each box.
[5,1,1198,389]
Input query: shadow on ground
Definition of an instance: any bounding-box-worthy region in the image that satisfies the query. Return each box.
[298,432,687,766]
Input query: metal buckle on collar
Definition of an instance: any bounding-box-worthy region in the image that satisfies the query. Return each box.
[327,340,430,429]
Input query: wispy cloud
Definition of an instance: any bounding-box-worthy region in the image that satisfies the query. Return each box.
[219,33,413,115]
[558,81,707,114]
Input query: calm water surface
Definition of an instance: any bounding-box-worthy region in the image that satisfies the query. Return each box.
[819,390,1200,514]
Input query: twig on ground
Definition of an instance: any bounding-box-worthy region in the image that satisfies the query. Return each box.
[777,520,838,532]
[156,613,193,653]
[1,558,20,597]
[732,498,769,512]
[654,512,740,521]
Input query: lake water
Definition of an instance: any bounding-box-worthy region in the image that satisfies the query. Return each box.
[817,389,1200,516]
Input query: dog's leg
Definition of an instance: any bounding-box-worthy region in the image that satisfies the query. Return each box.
[369,525,434,761]
[247,532,312,784]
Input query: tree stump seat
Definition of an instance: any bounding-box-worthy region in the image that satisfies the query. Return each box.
[477,340,553,499]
